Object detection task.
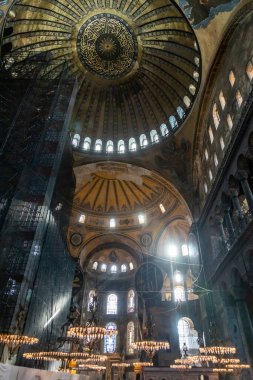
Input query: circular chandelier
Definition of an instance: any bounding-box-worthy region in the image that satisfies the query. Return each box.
[67,326,106,341]
[219,358,240,364]
[112,363,130,368]
[0,334,38,358]
[226,364,250,369]
[132,362,153,367]
[175,355,218,365]
[133,340,170,357]
[0,334,38,346]
[23,351,89,361]
[84,354,108,363]
[199,346,236,355]
[67,292,117,351]
[170,365,189,369]
[79,363,106,371]
[212,368,233,373]
[171,351,250,374]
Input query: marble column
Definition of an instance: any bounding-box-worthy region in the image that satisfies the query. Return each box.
[223,208,235,240]
[215,215,227,249]
[237,170,253,212]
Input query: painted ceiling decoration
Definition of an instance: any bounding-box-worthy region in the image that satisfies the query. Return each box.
[2,0,201,152]
[71,161,192,230]
[86,247,138,274]
[178,0,240,29]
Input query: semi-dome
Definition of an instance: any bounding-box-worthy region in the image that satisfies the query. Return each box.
[71,161,191,230]
[2,0,201,154]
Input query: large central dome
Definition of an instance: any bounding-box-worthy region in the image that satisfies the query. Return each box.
[2,0,201,155]
[77,14,138,80]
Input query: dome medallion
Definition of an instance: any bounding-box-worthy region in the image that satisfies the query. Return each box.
[2,0,202,154]
[77,14,138,80]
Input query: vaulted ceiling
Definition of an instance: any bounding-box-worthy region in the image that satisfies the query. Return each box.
[2,0,201,149]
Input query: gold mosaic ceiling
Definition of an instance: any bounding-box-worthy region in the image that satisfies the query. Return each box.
[72,162,191,229]
[2,0,201,152]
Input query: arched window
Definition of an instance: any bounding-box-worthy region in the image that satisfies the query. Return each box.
[92,261,98,270]
[174,286,185,302]
[121,264,127,272]
[219,91,226,110]
[159,203,166,213]
[87,290,96,311]
[193,71,199,81]
[177,106,185,119]
[79,214,85,223]
[127,322,135,354]
[182,244,189,256]
[106,140,114,153]
[220,136,225,151]
[208,126,214,143]
[189,84,196,95]
[72,134,80,147]
[118,140,125,153]
[111,265,117,273]
[204,149,209,161]
[138,214,145,224]
[169,116,178,129]
[160,123,169,137]
[209,169,213,181]
[110,218,116,228]
[127,290,135,313]
[177,318,199,354]
[236,90,243,108]
[83,137,91,150]
[129,137,137,151]
[246,61,253,81]
[95,139,102,152]
[212,103,220,129]
[150,129,159,143]
[174,270,183,284]
[104,322,117,353]
[204,183,208,194]
[161,274,171,301]
[107,294,117,314]
[229,70,236,87]
[101,263,107,272]
[227,114,233,130]
[140,134,148,148]
[183,96,191,108]
[129,262,134,270]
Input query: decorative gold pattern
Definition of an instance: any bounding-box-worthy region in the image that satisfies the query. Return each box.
[70,162,191,234]
[2,0,201,149]
[77,14,137,79]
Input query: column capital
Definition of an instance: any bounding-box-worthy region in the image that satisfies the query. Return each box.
[230,188,239,197]
[236,170,249,181]
[222,206,231,213]
[215,215,223,224]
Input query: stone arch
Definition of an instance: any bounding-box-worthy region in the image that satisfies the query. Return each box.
[177,317,199,355]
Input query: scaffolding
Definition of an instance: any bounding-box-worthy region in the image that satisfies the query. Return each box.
[0,53,78,334]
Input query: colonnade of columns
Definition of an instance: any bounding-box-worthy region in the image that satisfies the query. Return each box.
[212,168,253,251]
